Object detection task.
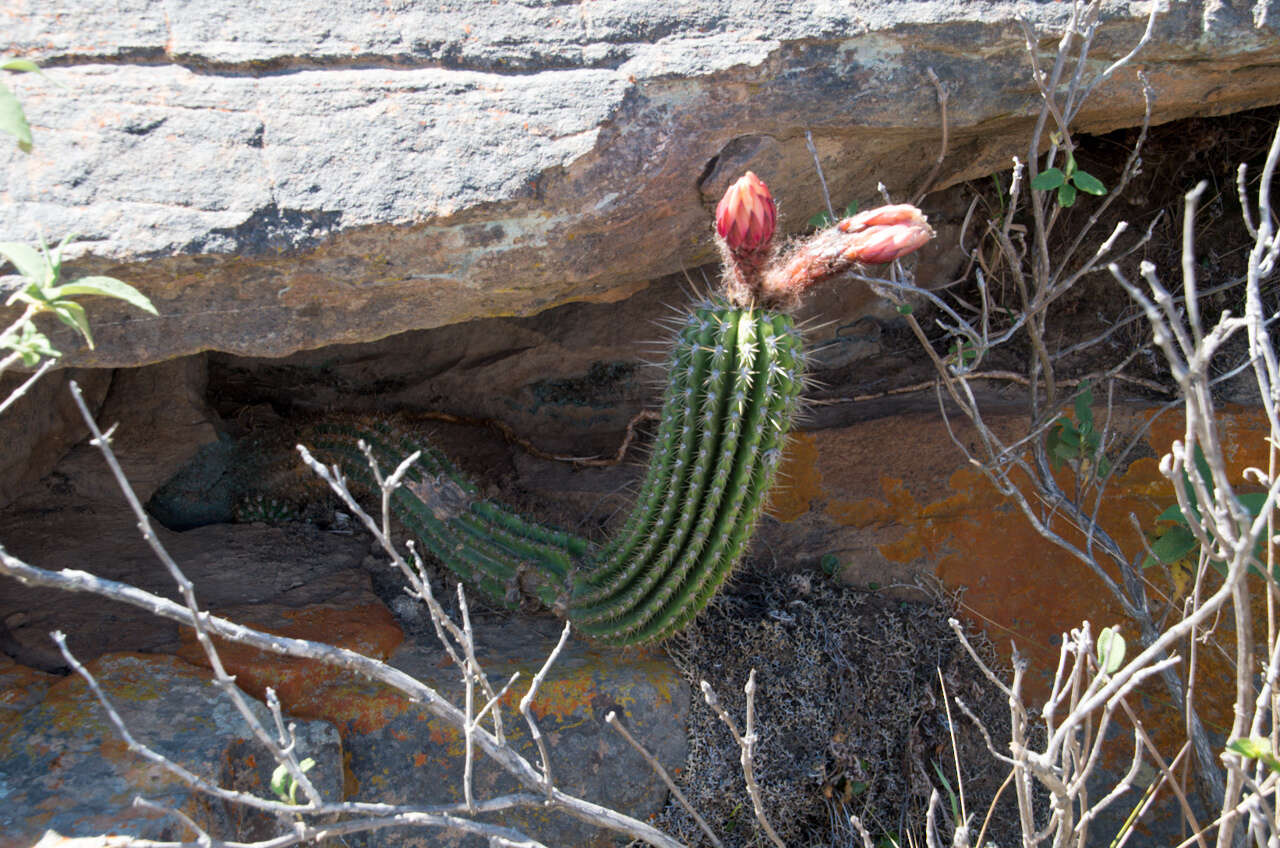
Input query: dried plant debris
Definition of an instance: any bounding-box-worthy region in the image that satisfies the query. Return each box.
[655,564,1015,848]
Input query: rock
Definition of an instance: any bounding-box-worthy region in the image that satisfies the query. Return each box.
[0,474,689,847]
[86,355,219,502]
[0,367,111,510]
[201,255,945,456]
[341,618,689,848]
[0,654,59,718]
[0,652,343,847]
[0,504,372,671]
[172,598,405,707]
[2,1,1277,367]
[170,596,689,847]
[0,354,217,513]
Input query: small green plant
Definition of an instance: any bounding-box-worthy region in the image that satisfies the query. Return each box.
[0,57,42,152]
[1095,626,1125,676]
[820,552,841,576]
[1141,444,1271,577]
[1030,145,1107,208]
[1046,380,1111,479]
[931,761,962,824]
[0,236,157,366]
[1227,738,1280,776]
[270,757,316,805]
[808,199,859,229]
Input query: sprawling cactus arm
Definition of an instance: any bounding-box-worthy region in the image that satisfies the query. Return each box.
[569,307,805,644]
[283,175,932,646]
[306,417,590,608]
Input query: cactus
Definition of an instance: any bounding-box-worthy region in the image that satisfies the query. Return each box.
[304,174,934,645]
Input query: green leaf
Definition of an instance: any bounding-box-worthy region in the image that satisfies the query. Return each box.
[270,763,292,801]
[270,758,315,805]
[0,81,32,151]
[1052,421,1082,449]
[52,276,158,315]
[947,341,977,366]
[1175,446,1214,521]
[1228,737,1273,759]
[820,553,840,576]
[1155,503,1190,524]
[5,286,43,309]
[1057,182,1078,208]
[1050,441,1081,463]
[46,233,74,281]
[932,762,961,822]
[1072,170,1107,196]
[3,322,60,366]
[1097,626,1126,675]
[843,200,859,217]
[1143,525,1198,568]
[51,300,93,347]
[1227,737,1280,775]
[808,210,834,229]
[1073,381,1095,426]
[896,303,913,316]
[1238,492,1269,517]
[1,59,41,74]
[1192,446,1214,496]
[1031,168,1066,191]
[0,242,49,283]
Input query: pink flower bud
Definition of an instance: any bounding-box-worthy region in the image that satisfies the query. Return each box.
[715,172,777,252]
[836,204,934,264]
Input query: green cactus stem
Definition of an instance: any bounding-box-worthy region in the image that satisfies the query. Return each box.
[307,417,588,609]
[568,305,804,644]
[299,301,802,644]
[293,176,933,646]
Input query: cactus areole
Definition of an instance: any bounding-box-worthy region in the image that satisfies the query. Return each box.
[309,177,933,646]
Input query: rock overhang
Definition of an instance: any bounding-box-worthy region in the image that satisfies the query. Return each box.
[0,0,1277,367]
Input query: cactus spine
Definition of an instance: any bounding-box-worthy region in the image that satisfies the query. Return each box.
[302,175,933,645]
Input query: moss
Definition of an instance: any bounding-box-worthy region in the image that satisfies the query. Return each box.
[528,360,637,409]
[652,562,1015,848]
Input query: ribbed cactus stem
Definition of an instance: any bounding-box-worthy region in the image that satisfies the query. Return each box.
[569,306,804,644]
[307,418,590,609]
[299,303,804,642]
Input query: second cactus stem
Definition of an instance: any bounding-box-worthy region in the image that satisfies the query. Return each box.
[301,173,933,646]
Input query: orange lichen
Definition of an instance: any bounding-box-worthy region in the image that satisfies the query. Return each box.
[800,405,1269,765]
[175,602,403,718]
[767,433,824,521]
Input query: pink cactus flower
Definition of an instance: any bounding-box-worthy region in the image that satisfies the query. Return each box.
[715,171,777,252]
[836,204,934,264]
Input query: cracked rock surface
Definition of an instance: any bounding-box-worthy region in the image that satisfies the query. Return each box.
[3,0,1279,366]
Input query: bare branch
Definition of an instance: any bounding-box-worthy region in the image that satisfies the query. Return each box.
[606,710,725,848]
[700,673,784,848]
[519,620,572,800]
